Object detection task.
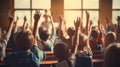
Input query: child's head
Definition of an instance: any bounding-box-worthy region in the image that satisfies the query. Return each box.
[105,31,116,47]
[14,30,35,51]
[43,9,51,21]
[104,43,120,67]
[53,42,70,61]
[90,29,99,39]
[78,33,89,50]
[67,27,75,37]
[39,27,50,41]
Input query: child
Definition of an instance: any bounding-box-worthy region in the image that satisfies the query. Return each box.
[104,43,120,67]
[4,30,45,67]
[51,42,73,67]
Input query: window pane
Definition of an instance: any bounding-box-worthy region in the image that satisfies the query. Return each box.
[113,0,120,9]
[83,11,99,27]
[32,0,51,9]
[64,11,81,28]
[83,0,99,9]
[64,0,81,9]
[15,11,30,26]
[15,0,30,8]
[112,11,120,24]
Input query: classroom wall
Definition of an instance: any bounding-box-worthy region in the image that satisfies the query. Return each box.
[51,0,64,22]
[0,0,14,31]
[99,0,112,27]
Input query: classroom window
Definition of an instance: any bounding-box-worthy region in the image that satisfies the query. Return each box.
[64,0,99,28]
[14,0,51,26]
[112,0,120,24]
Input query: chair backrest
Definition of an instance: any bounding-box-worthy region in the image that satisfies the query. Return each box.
[75,56,93,67]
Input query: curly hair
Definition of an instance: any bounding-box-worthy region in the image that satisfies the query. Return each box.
[14,30,35,51]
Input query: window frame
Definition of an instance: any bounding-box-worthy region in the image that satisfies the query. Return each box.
[64,0,99,27]
[14,0,51,26]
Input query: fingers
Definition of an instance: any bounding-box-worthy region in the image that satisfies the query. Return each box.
[86,11,90,20]
[74,17,81,28]
[24,16,27,22]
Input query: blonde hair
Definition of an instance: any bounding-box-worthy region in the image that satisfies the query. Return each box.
[78,33,91,51]
[104,31,116,47]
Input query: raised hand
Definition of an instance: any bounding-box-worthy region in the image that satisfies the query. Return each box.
[71,17,81,55]
[116,16,120,42]
[89,20,93,32]
[117,16,120,27]
[16,16,19,22]
[33,10,42,37]
[85,11,90,35]
[86,11,90,21]
[24,16,27,22]
[34,10,42,22]
[98,20,101,29]
[59,15,64,22]
[74,17,81,29]
[90,20,93,25]
[59,15,64,29]
[23,16,27,29]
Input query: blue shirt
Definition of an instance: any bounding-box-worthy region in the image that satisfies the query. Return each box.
[4,45,45,67]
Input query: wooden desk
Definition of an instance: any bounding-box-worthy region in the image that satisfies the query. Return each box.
[40,60,58,65]
[92,59,104,62]
[40,60,58,67]
[44,51,54,55]
[40,59,104,67]
[93,59,104,67]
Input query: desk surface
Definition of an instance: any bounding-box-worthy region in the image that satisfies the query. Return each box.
[92,59,104,62]
[40,60,58,65]
[44,51,54,55]
[40,59,103,65]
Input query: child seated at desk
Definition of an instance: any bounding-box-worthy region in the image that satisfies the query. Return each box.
[4,30,45,67]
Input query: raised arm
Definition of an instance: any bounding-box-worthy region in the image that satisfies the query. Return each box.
[88,20,93,32]
[58,15,67,42]
[6,16,14,41]
[116,16,120,42]
[22,16,27,29]
[85,11,90,35]
[33,10,42,38]
[59,15,66,36]
[71,17,81,55]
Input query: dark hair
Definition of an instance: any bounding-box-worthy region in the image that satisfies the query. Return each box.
[90,29,99,38]
[39,28,49,41]
[67,27,75,37]
[54,42,70,61]
[14,30,34,51]
[104,43,120,67]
